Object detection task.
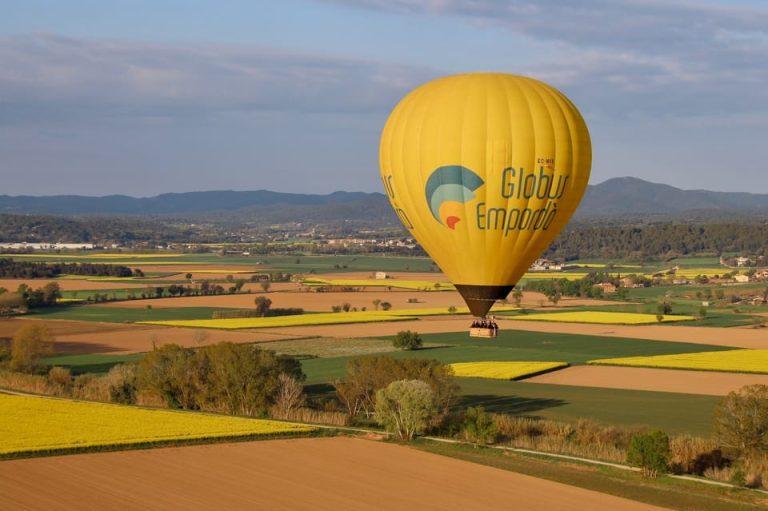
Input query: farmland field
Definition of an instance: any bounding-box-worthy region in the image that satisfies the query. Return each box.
[300,329,734,383]
[0,436,667,511]
[31,305,228,323]
[450,361,568,380]
[303,277,455,290]
[139,306,517,329]
[0,394,315,457]
[506,311,694,324]
[140,311,412,329]
[589,349,768,374]
[528,365,768,395]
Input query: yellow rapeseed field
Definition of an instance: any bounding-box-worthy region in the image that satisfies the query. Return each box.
[0,393,315,456]
[521,272,589,281]
[506,311,694,324]
[450,361,568,380]
[303,278,455,290]
[647,268,741,279]
[140,311,409,329]
[589,349,768,374]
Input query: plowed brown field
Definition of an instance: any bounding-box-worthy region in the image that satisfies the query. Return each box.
[528,365,768,395]
[0,436,665,511]
[0,318,138,339]
[52,325,302,354]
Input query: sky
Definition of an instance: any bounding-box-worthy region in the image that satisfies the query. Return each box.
[0,0,766,196]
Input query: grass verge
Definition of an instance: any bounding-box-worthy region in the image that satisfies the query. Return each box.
[412,439,767,511]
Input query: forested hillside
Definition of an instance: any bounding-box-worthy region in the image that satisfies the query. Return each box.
[546,223,768,260]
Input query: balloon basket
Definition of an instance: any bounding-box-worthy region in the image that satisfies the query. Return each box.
[469,327,497,338]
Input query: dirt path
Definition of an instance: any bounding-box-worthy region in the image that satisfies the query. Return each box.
[528,365,768,395]
[0,436,665,511]
[497,318,768,349]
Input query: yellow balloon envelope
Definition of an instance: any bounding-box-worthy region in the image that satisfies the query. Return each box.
[379,73,591,316]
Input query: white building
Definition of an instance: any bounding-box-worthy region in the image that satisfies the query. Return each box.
[0,242,94,250]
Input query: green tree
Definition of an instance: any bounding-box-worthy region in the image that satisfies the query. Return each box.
[715,385,768,455]
[260,281,271,293]
[380,301,392,311]
[334,356,457,422]
[254,296,272,316]
[372,299,381,311]
[511,288,524,308]
[374,379,435,440]
[462,406,497,446]
[627,430,670,478]
[197,342,285,416]
[393,330,422,351]
[42,282,61,305]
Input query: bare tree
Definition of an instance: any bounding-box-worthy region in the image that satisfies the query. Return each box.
[271,373,305,419]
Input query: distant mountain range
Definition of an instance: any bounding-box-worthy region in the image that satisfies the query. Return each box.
[2,177,768,220]
[578,177,768,216]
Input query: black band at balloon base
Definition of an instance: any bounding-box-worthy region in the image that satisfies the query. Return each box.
[454,284,514,317]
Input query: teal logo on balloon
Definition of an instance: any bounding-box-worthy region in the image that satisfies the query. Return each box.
[425,166,484,230]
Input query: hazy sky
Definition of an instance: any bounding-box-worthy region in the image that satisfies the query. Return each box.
[1,0,766,196]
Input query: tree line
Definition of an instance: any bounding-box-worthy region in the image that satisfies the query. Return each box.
[0,259,135,278]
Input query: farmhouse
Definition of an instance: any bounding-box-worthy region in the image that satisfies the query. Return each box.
[594,282,617,294]
[619,277,640,288]
[529,258,562,271]
[734,274,750,283]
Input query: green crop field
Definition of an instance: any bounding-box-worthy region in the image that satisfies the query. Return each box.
[456,379,718,435]
[30,305,228,323]
[300,329,733,435]
[8,252,439,273]
[300,330,733,384]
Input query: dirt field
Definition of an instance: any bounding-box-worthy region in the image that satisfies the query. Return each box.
[528,365,768,395]
[51,325,302,354]
[497,318,768,349]
[0,436,664,511]
[0,318,139,339]
[0,278,148,291]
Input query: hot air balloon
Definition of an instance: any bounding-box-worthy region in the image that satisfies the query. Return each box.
[379,73,591,329]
